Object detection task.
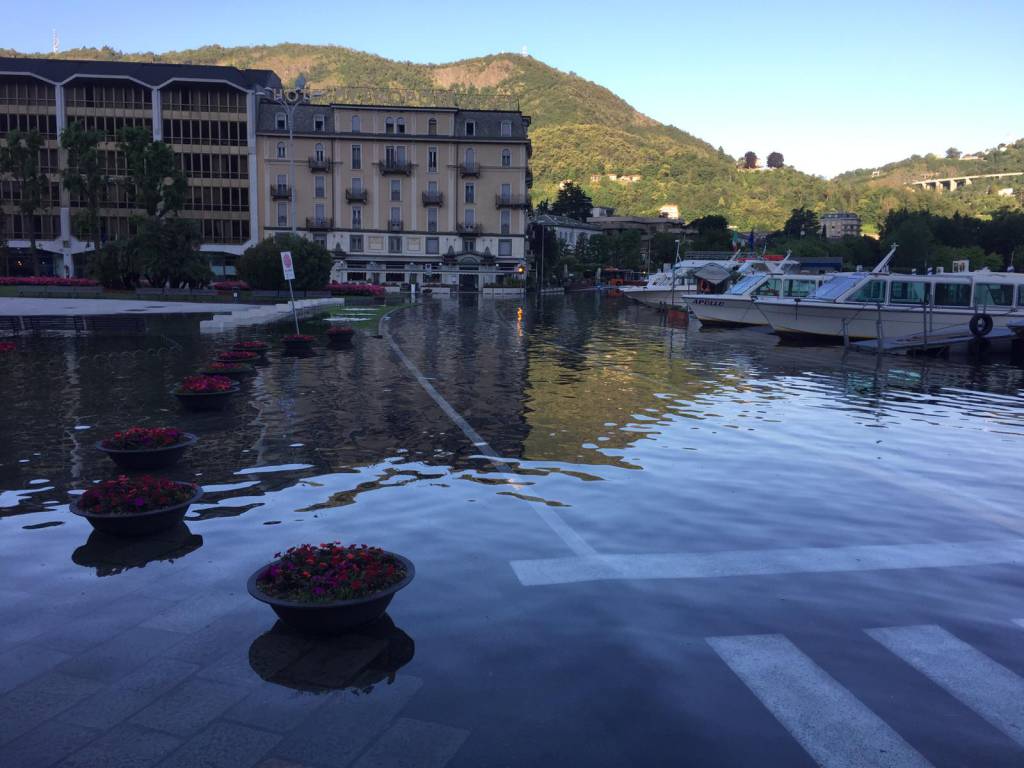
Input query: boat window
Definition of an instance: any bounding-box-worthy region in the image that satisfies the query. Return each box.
[727,275,763,295]
[933,282,971,307]
[889,281,929,305]
[848,280,886,303]
[974,283,1014,307]
[1019,286,1024,308]
[753,278,782,297]
[783,279,817,298]
[810,274,865,300]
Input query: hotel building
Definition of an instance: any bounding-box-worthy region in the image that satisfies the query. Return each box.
[254,97,531,290]
[0,56,279,276]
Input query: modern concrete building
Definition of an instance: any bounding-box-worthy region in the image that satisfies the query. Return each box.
[820,211,862,240]
[0,56,280,276]
[255,95,531,291]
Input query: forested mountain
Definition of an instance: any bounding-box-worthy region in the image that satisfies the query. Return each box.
[2,43,1020,231]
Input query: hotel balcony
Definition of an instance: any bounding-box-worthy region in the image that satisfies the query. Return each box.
[457,222,483,234]
[421,190,444,206]
[305,217,333,230]
[308,156,332,172]
[378,159,413,176]
[387,219,404,232]
[345,188,368,203]
[459,162,481,178]
[496,194,530,209]
[269,184,291,199]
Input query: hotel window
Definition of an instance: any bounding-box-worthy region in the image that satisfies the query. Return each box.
[351,206,362,229]
[390,179,401,202]
[464,183,475,204]
[500,182,511,201]
[277,202,287,227]
[314,176,325,198]
[351,115,360,133]
[428,180,438,194]
[427,206,438,233]
[465,120,475,137]
[501,120,512,137]
[426,236,439,254]
[275,112,286,130]
[390,206,401,226]
[465,147,475,165]
[351,144,361,170]
[463,238,475,252]
[313,114,326,132]
[385,117,395,134]
[501,148,511,167]
[499,239,512,257]
[314,203,326,224]
[396,145,407,164]
[388,235,402,253]
[351,177,363,193]
[350,234,364,252]
[500,209,511,235]
[428,146,437,172]
[396,117,406,134]
[276,173,287,190]
[276,142,286,159]
[385,145,395,164]
[428,118,437,135]
[465,208,475,227]
[314,143,325,162]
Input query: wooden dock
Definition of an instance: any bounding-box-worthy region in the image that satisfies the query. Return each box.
[850,327,1017,355]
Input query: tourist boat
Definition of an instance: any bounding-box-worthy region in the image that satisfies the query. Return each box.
[621,256,743,307]
[755,247,1024,341]
[683,259,837,328]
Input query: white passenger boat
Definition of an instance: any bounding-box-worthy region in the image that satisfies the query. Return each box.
[621,257,739,307]
[755,247,1024,341]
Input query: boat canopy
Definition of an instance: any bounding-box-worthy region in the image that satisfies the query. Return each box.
[809,273,867,301]
[691,263,734,285]
[727,275,765,295]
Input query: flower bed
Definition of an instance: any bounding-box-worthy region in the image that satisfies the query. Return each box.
[101,427,186,451]
[0,276,99,287]
[0,341,15,353]
[175,374,235,394]
[203,361,254,374]
[233,341,269,352]
[283,334,315,343]
[77,475,196,516]
[327,326,354,336]
[328,282,386,297]
[256,543,408,603]
[212,280,251,291]
[216,350,258,363]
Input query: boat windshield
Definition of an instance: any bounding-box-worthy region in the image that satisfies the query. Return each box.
[809,274,866,301]
[727,275,765,295]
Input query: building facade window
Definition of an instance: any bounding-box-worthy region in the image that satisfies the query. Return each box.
[427,180,438,194]
[314,203,326,224]
[351,206,362,229]
[465,208,475,227]
[427,206,438,233]
[501,148,511,167]
[351,115,360,132]
[389,206,401,226]
[426,236,439,254]
[396,117,405,134]
[390,179,401,202]
[313,114,325,132]
[428,146,437,172]
[500,209,511,235]
[465,120,475,136]
[351,144,361,170]
[276,142,286,159]
[276,173,287,189]
[500,120,512,137]
[388,235,402,253]
[463,237,475,251]
[314,176,325,198]
[428,118,437,135]
[464,183,475,204]
[499,239,513,257]
[350,234,363,252]
[385,117,394,134]
[500,182,511,201]
[465,147,475,165]
[277,202,287,227]
[351,177,363,193]
[275,112,286,130]
[314,143,325,161]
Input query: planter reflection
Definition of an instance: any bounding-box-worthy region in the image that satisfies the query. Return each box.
[71,523,203,577]
[248,615,414,695]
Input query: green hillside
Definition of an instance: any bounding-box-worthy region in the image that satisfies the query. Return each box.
[2,43,1021,231]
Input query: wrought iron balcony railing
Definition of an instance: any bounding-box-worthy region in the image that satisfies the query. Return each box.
[421,190,444,206]
[345,188,368,203]
[459,162,481,177]
[387,219,404,232]
[308,156,332,171]
[495,194,530,209]
[305,217,333,230]
[378,159,413,175]
[269,184,291,199]
[457,222,483,234]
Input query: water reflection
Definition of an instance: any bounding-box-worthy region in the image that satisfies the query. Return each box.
[71,523,203,576]
[248,616,415,695]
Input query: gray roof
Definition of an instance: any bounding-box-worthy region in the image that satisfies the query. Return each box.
[0,56,280,91]
[455,110,529,140]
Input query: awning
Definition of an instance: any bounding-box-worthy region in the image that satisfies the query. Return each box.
[691,263,734,285]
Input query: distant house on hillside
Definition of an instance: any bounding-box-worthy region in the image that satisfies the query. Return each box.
[821,212,862,239]
[658,204,680,220]
[531,213,603,249]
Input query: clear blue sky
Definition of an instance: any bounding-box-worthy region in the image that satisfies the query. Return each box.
[4,1,1022,177]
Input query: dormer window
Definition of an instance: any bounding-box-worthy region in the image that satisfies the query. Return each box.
[396,117,406,134]
[428,118,437,135]
[385,117,395,134]
[313,114,325,132]
[351,115,361,133]
[275,112,286,130]
[501,120,512,137]
[276,141,286,159]
[465,120,476,137]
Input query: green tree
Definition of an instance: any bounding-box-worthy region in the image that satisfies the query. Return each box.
[549,181,593,222]
[687,215,732,251]
[135,217,210,288]
[117,126,187,217]
[767,152,784,169]
[237,234,332,290]
[742,151,758,169]
[0,129,45,274]
[888,217,934,272]
[783,207,821,237]
[945,147,961,160]
[61,121,107,251]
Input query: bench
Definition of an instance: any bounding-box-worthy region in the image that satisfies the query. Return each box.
[26,315,86,334]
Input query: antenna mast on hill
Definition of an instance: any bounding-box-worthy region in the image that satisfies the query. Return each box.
[51,29,60,54]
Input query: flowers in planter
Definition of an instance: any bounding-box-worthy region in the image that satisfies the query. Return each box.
[203,361,252,373]
[101,427,186,451]
[327,326,354,336]
[327,282,386,297]
[0,341,15,353]
[78,475,196,515]
[175,374,235,394]
[234,341,269,351]
[256,543,407,603]
[0,276,99,287]
[212,280,251,291]
[216,350,258,362]
[283,334,314,342]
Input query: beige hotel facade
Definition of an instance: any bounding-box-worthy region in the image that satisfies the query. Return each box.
[255,99,531,290]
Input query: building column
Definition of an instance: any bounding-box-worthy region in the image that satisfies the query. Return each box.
[246,92,259,245]
[54,83,75,276]
[151,87,161,140]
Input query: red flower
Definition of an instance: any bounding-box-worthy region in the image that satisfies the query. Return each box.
[101,427,185,450]
[176,375,234,394]
[216,350,258,362]
[256,542,406,604]
[77,476,195,516]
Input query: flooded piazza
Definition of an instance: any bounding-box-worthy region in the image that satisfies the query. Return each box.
[2,293,1024,766]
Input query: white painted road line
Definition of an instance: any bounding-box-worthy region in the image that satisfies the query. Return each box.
[510,538,1024,586]
[708,634,932,768]
[868,624,1024,748]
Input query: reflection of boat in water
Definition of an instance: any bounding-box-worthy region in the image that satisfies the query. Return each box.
[248,615,414,694]
[756,248,1024,341]
[71,523,203,576]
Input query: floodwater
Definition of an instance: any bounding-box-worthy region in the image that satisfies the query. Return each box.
[2,293,1024,767]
